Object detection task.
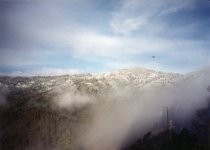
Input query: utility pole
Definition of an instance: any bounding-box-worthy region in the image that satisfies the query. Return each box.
[165,107,170,150]
[166,107,169,132]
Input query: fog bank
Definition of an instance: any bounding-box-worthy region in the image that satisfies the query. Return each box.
[66,68,210,150]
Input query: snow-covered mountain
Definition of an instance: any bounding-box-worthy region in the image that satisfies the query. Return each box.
[0,68,181,95]
[0,67,210,150]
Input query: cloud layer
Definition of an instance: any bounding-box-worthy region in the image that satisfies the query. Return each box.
[52,68,210,150]
[0,0,210,74]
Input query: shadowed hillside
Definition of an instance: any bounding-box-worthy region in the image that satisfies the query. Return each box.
[0,68,210,150]
[0,88,92,150]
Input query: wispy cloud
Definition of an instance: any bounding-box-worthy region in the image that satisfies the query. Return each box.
[110,0,194,34]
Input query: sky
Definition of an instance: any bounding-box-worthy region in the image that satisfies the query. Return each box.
[0,0,210,75]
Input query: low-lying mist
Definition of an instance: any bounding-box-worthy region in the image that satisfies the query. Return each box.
[53,68,210,150]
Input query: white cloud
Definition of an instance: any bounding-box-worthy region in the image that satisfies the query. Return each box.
[31,68,82,76]
[1,68,82,76]
[71,31,123,57]
[110,0,195,34]
[1,0,208,74]
[110,14,151,34]
[19,25,208,74]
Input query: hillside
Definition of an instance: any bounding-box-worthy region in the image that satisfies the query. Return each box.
[0,68,181,94]
[0,67,209,150]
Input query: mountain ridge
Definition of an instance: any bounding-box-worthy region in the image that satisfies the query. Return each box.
[0,67,182,95]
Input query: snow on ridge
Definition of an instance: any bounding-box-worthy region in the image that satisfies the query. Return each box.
[0,68,183,94]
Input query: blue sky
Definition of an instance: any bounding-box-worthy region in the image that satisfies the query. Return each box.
[0,0,210,75]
